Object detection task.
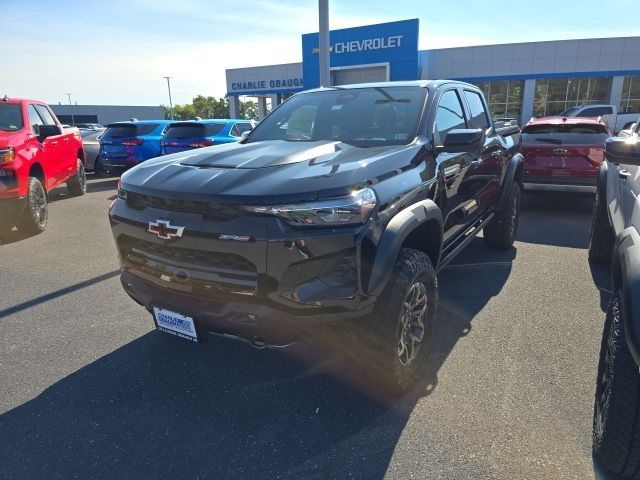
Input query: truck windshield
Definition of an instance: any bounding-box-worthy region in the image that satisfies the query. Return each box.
[0,104,24,131]
[522,124,610,145]
[247,86,427,147]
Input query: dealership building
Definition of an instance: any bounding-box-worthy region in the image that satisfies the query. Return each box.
[50,104,165,125]
[226,19,640,125]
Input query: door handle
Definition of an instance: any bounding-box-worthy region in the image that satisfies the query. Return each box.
[490,150,502,158]
[619,169,631,179]
[470,159,484,167]
[63,138,70,142]
[50,141,58,146]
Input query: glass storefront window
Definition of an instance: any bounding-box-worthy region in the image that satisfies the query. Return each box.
[534,76,612,117]
[473,80,524,120]
[620,76,640,114]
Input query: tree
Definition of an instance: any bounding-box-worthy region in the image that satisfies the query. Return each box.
[162,96,259,121]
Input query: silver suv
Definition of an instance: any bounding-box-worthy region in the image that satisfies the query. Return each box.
[588,117,640,478]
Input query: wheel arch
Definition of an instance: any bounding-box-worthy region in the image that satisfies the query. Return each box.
[29,162,45,186]
[495,153,524,212]
[597,161,610,226]
[366,199,443,297]
[613,227,640,366]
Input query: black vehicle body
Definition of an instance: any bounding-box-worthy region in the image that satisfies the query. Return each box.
[597,120,640,363]
[109,81,523,347]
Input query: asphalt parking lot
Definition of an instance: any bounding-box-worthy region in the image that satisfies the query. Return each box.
[0,177,611,479]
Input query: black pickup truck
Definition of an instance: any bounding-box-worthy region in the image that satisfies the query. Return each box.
[109,81,523,392]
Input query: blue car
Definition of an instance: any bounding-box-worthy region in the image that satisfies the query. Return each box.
[98,120,173,175]
[160,119,255,155]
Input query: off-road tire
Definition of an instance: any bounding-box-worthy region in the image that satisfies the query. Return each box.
[19,177,48,234]
[67,159,87,196]
[484,182,521,249]
[366,248,438,395]
[589,191,614,263]
[593,292,640,478]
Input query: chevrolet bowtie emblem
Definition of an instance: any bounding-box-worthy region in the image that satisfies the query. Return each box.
[147,219,185,240]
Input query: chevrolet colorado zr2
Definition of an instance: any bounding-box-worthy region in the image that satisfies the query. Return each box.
[109,81,524,392]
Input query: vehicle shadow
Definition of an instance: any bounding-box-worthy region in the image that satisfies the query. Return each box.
[589,258,612,312]
[518,191,594,248]
[87,177,120,193]
[0,239,516,480]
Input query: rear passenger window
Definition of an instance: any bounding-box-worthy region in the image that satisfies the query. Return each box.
[577,107,613,117]
[34,105,57,126]
[235,123,253,135]
[230,125,239,137]
[27,105,44,135]
[433,90,466,146]
[464,91,490,130]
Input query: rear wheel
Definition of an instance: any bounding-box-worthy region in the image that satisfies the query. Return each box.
[67,159,87,195]
[593,292,640,478]
[589,191,614,263]
[484,182,521,249]
[366,248,438,395]
[93,157,108,178]
[19,177,47,233]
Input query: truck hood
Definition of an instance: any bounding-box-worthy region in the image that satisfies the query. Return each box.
[121,139,425,203]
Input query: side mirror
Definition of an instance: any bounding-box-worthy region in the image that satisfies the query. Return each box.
[605,136,640,166]
[38,124,62,140]
[439,128,485,153]
[239,131,251,142]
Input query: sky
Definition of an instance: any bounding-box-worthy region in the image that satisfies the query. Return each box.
[2,0,639,106]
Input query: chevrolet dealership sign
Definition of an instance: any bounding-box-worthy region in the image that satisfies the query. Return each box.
[302,19,419,90]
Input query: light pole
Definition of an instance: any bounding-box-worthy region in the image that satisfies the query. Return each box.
[163,76,174,120]
[318,0,330,87]
[66,93,75,125]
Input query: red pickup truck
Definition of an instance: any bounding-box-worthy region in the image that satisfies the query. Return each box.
[0,97,86,234]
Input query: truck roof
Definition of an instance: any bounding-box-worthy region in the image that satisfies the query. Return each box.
[526,116,608,126]
[0,97,46,105]
[304,79,480,93]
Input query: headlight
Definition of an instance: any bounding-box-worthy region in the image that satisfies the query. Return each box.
[246,188,377,226]
[0,147,15,163]
[117,180,127,200]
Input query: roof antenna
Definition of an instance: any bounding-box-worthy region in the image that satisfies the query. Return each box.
[195,116,202,121]
[130,117,138,122]
[2,95,8,102]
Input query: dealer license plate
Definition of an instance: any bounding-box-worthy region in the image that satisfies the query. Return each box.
[153,307,199,342]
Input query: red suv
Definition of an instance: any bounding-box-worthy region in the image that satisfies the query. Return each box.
[521,116,611,193]
[0,97,86,234]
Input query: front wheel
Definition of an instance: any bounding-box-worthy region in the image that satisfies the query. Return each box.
[484,182,521,250]
[67,159,87,196]
[593,292,640,478]
[368,248,438,394]
[19,177,48,234]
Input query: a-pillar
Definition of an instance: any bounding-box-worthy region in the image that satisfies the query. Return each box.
[229,95,240,119]
[258,96,268,119]
[520,78,536,124]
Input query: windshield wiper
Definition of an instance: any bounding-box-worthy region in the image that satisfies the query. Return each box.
[374,87,410,104]
[533,137,563,144]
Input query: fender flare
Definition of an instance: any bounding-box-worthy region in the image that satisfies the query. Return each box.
[615,227,640,366]
[366,199,443,297]
[495,153,524,212]
[597,161,610,226]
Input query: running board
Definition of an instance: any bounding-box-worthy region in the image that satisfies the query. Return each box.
[437,213,495,273]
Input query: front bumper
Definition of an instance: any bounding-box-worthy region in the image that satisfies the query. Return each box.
[109,197,374,344]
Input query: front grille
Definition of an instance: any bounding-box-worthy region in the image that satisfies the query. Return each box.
[126,192,241,219]
[118,235,257,294]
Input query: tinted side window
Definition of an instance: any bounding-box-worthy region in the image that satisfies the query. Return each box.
[434,90,466,146]
[578,107,613,117]
[464,90,490,130]
[34,105,57,126]
[27,105,45,135]
[235,122,253,135]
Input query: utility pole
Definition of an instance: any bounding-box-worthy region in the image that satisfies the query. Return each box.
[163,76,174,120]
[66,93,75,125]
[318,0,330,87]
